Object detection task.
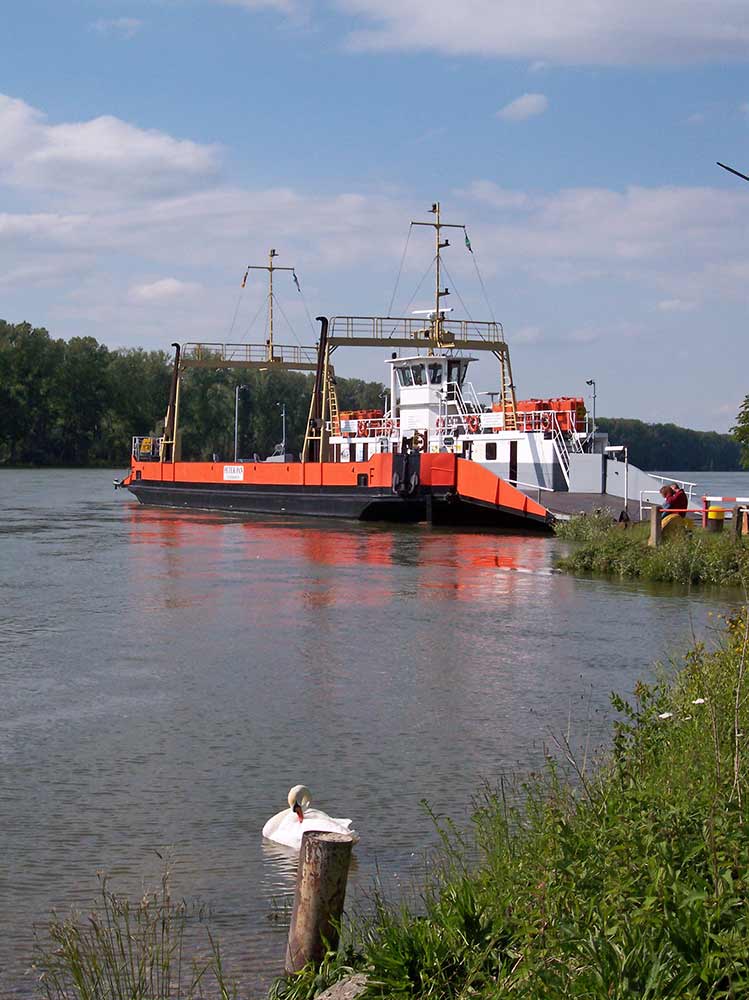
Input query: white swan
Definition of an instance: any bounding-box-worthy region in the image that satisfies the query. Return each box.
[262,784,359,851]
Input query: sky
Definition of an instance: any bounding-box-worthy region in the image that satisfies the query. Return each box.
[2,0,749,431]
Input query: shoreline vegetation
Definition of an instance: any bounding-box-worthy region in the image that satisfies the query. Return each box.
[32,613,749,999]
[555,514,749,588]
[0,320,743,470]
[267,610,749,1000]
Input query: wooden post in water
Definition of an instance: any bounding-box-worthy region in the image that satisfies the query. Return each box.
[648,505,662,547]
[285,831,354,975]
[733,506,744,540]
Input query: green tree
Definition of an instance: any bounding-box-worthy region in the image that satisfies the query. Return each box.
[732,395,749,469]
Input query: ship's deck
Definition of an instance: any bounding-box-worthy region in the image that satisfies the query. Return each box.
[527,491,641,522]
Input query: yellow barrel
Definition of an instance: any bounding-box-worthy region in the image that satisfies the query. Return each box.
[707,507,725,533]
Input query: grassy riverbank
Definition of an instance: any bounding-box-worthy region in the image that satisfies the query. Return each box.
[273,611,749,1000]
[555,513,749,587]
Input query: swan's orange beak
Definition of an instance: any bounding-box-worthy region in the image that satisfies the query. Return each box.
[293,802,304,822]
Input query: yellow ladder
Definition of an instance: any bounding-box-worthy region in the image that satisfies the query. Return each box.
[327,371,341,437]
[500,348,518,431]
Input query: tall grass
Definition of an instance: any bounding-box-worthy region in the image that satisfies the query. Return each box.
[556,514,749,586]
[272,610,749,999]
[34,870,237,1000]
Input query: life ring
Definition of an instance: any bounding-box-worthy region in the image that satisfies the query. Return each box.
[436,416,445,431]
[412,431,425,452]
[540,413,551,431]
[466,415,480,434]
[358,419,369,437]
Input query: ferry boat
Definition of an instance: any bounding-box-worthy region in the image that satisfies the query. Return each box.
[119,206,680,529]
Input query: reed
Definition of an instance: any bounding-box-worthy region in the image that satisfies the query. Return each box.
[33,870,237,1000]
[272,609,749,999]
[556,514,749,586]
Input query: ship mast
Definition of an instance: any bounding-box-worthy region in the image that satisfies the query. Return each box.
[246,249,298,362]
[412,201,464,351]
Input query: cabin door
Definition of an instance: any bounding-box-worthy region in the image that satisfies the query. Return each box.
[509,441,518,484]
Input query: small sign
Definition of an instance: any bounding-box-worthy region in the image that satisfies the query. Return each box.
[223,465,244,481]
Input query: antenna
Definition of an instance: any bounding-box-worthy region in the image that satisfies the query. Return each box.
[717,161,749,183]
[246,249,297,361]
[412,201,465,350]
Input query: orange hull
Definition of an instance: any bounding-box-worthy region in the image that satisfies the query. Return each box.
[123,453,552,530]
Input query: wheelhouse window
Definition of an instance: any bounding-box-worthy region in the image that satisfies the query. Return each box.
[411,363,426,386]
[447,360,468,387]
[428,363,443,385]
[397,366,413,387]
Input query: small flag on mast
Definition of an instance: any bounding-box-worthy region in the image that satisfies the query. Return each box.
[241,268,249,288]
[293,271,301,292]
[464,231,473,254]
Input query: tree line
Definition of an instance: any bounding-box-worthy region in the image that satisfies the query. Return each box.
[596,417,741,472]
[0,319,744,470]
[0,320,383,466]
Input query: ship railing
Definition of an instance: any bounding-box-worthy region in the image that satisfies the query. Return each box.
[328,315,505,348]
[479,409,581,434]
[446,380,483,416]
[333,417,396,438]
[647,474,698,499]
[511,480,555,504]
[180,342,318,368]
[132,435,165,461]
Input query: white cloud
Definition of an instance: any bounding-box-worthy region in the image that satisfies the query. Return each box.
[0,94,219,199]
[129,278,202,302]
[658,298,696,312]
[91,17,143,39]
[338,0,749,66]
[459,180,529,210]
[220,0,299,14]
[496,93,548,122]
[513,325,542,343]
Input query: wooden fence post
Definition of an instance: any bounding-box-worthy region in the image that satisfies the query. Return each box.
[648,505,662,547]
[285,831,354,975]
[734,506,744,540]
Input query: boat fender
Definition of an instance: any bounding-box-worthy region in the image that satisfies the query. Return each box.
[392,471,404,494]
[406,471,419,495]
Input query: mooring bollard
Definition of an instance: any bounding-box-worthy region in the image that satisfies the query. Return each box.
[648,504,662,547]
[707,507,725,534]
[285,831,354,975]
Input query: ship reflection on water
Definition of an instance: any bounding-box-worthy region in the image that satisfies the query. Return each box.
[124,506,560,613]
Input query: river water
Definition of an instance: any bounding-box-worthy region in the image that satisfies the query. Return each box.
[1,469,747,997]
